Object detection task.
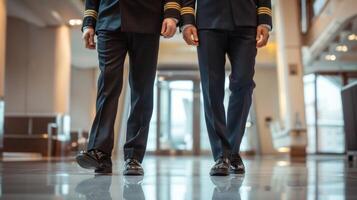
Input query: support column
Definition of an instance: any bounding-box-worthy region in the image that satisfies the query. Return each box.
[274,0,307,157]
[0,0,6,154]
[5,19,71,115]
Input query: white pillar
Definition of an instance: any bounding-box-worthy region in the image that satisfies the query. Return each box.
[274,0,307,156]
[53,25,71,114]
[0,0,6,153]
[5,19,71,115]
[0,0,6,96]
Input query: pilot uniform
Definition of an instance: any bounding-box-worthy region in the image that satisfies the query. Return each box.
[83,0,181,163]
[181,0,273,161]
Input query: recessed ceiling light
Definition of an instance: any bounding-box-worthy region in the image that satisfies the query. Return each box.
[325,54,337,61]
[348,34,357,41]
[335,45,348,52]
[69,19,83,26]
[277,147,290,153]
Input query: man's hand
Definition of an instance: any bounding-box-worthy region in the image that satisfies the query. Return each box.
[256,25,270,48]
[161,18,177,38]
[183,25,199,46]
[82,27,96,50]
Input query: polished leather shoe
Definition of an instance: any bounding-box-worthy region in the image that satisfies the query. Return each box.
[210,157,230,176]
[76,150,112,174]
[230,154,245,174]
[123,158,144,176]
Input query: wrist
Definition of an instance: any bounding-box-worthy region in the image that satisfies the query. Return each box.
[166,18,179,24]
[82,26,94,33]
[181,24,195,32]
[258,24,272,31]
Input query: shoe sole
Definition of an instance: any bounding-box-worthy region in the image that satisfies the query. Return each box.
[76,153,100,169]
[230,169,245,174]
[95,168,113,174]
[123,169,144,176]
[210,169,230,176]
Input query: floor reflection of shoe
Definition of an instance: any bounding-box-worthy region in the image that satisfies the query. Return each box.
[124,175,144,185]
[230,175,244,188]
[75,175,113,200]
[123,175,145,200]
[210,176,231,192]
[210,176,244,200]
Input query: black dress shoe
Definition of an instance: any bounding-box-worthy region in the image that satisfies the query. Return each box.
[230,154,245,174]
[76,150,112,174]
[123,158,144,176]
[210,157,230,176]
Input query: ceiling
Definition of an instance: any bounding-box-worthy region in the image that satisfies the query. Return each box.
[6,0,83,27]
[302,0,357,74]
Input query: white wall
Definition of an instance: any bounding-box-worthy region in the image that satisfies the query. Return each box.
[70,67,97,132]
[5,17,71,115]
[254,67,280,155]
[0,0,6,97]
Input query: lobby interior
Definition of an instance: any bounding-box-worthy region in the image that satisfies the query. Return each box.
[0,0,357,199]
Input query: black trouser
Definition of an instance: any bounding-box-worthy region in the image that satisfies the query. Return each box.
[87,31,160,163]
[197,27,257,161]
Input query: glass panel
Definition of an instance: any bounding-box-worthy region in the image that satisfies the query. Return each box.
[304,74,316,153]
[348,78,357,85]
[312,0,327,16]
[316,75,345,153]
[159,80,194,151]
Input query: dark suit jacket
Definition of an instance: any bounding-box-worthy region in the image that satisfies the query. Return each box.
[181,0,273,30]
[82,0,181,34]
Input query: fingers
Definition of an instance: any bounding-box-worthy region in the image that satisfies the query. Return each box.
[83,28,96,50]
[183,31,192,45]
[88,32,96,49]
[191,28,199,45]
[183,27,199,46]
[161,19,177,38]
[161,21,167,36]
[165,25,176,38]
[83,32,90,49]
[256,27,269,48]
[256,29,264,48]
[256,28,262,42]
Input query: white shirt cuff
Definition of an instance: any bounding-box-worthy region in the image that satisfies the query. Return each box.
[259,24,272,31]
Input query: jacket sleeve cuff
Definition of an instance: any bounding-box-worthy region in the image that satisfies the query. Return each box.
[180,6,196,27]
[81,9,98,32]
[81,16,97,32]
[257,7,273,29]
[164,2,181,20]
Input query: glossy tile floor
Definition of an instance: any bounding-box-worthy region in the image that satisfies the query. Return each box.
[0,155,357,200]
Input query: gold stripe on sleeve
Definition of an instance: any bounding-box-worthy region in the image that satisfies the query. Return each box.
[181,7,195,15]
[257,7,272,16]
[84,9,98,19]
[164,2,181,11]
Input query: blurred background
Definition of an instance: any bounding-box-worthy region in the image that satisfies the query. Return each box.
[1,0,356,158]
[0,0,357,199]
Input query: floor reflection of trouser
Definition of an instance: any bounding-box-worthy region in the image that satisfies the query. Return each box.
[197,27,257,161]
[87,30,160,163]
